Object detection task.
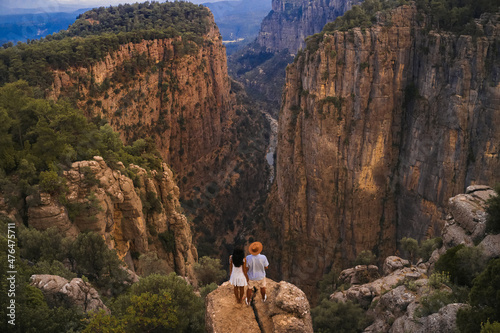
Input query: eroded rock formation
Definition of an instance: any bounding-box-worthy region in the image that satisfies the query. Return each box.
[28,156,197,280]
[206,279,313,333]
[30,274,109,313]
[267,4,500,296]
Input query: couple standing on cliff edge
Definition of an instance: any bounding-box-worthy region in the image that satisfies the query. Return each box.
[229,241,269,305]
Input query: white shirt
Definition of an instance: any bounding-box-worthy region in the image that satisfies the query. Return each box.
[246,254,269,281]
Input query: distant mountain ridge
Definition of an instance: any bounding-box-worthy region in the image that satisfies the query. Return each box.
[0,10,89,45]
[204,0,271,41]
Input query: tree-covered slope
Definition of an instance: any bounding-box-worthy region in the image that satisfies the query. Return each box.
[0,1,212,89]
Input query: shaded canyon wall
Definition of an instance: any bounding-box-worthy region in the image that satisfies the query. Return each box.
[266,5,500,296]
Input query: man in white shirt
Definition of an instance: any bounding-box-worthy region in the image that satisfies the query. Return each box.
[246,241,269,304]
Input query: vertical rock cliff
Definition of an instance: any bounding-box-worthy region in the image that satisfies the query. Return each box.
[229,0,359,116]
[257,0,360,53]
[267,4,500,296]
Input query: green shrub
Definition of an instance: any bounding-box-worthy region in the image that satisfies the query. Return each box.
[312,299,372,333]
[317,267,341,300]
[428,271,450,289]
[481,320,500,333]
[200,282,218,299]
[39,170,67,194]
[400,237,419,263]
[417,237,442,261]
[415,290,454,317]
[111,273,204,333]
[158,230,176,253]
[69,231,129,293]
[457,258,500,333]
[353,250,377,266]
[194,256,226,286]
[434,245,487,286]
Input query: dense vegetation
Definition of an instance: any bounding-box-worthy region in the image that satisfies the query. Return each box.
[304,0,499,54]
[85,274,205,332]
[0,219,206,332]
[55,1,209,39]
[0,81,162,219]
[0,1,211,89]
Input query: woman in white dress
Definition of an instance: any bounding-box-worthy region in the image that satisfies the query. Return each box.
[229,248,249,304]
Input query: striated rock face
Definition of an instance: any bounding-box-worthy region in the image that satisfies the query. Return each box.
[257,0,360,53]
[206,279,313,333]
[267,4,500,295]
[28,156,197,280]
[49,13,232,178]
[30,274,109,313]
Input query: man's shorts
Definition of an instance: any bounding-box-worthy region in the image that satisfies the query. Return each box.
[249,277,266,289]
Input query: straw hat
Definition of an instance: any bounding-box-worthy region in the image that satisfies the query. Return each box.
[249,242,263,255]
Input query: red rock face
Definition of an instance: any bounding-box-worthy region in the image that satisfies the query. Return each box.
[48,12,270,260]
[266,5,500,297]
[49,16,233,179]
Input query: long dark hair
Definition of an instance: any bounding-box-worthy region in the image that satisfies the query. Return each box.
[232,248,245,267]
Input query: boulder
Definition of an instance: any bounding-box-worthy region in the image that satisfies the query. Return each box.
[30,274,109,313]
[383,256,410,275]
[479,234,500,260]
[338,265,380,285]
[389,303,468,333]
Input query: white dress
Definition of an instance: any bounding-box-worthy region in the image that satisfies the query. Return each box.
[229,257,248,287]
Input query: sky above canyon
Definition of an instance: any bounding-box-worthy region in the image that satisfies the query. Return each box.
[1,0,232,13]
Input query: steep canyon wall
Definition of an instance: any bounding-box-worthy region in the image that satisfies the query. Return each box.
[267,5,500,296]
[48,11,269,257]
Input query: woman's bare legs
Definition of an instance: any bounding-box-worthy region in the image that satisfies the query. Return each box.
[238,286,245,303]
[234,286,241,303]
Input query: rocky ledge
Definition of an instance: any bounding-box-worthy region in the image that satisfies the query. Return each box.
[205,279,313,333]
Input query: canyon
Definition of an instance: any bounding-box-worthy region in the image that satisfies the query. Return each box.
[264,4,500,297]
[46,8,270,260]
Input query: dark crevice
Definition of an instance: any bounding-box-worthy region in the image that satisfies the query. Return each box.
[250,287,265,333]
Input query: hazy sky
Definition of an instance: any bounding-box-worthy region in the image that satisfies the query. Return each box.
[1,0,228,9]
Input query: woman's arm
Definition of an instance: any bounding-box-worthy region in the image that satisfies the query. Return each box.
[229,256,233,276]
[243,258,249,282]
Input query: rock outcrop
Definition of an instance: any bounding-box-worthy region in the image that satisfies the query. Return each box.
[440,185,496,250]
[30,274,109,313]
[326,186,499,332]
[430,185,499,264]
[266,4,500,295]
[28,156,198,280]
[206,279,313,333]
